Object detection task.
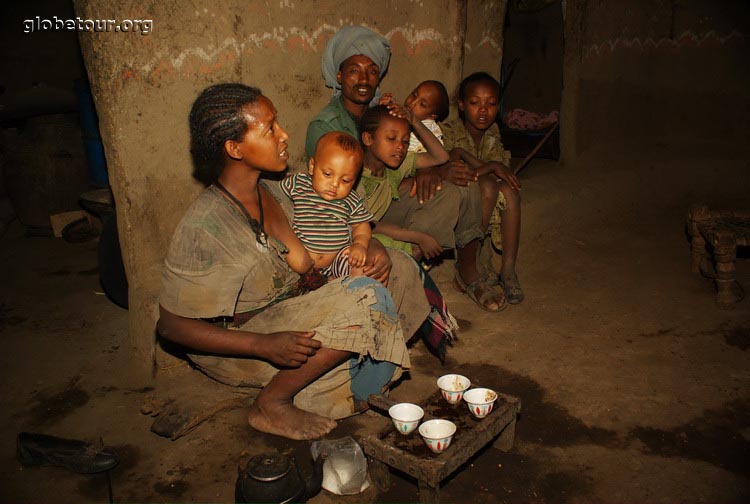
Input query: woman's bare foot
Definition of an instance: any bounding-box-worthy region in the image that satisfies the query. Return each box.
[248,401,336,440]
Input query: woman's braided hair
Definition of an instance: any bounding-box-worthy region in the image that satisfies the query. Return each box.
[189,83,262,183]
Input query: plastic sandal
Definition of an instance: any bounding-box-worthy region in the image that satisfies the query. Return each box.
[500,272,525,304]
[453,268,507,312]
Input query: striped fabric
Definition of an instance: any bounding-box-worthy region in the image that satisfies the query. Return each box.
[281,173,373,253]
[319,246,351,278]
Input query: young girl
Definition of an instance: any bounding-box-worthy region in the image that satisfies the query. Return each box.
[358,103,448,259]
[441,72,524,304]
[356,104,467,358]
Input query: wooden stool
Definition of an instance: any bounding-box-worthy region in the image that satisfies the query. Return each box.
[363,390,521,504]
[687,204,749,308]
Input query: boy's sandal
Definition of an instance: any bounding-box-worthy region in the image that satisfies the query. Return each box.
[499,272,525,305]
[454,269,507,312]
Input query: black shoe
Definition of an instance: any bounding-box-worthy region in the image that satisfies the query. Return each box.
[17,432,119,474]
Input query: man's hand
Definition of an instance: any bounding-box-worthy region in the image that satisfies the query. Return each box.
[255,330,321,368]
[440,160,478,187]
[362,239,392,286]
[348,242,368,268]
[411,167,443,203]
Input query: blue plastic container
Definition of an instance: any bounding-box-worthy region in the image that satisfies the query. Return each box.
[74,78,109,187]
[83,137,109,187]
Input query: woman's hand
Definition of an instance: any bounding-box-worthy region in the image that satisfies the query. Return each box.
[254,330,321,368]
[158,305,320,368]
[440,160,478,187]
[363,239,392,286]
[414,232,443,260]
[492,163,521,191]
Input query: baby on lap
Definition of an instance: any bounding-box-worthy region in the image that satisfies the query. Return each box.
[281,131,373,278]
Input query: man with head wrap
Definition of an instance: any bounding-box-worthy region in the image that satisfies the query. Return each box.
[305,26,391,159]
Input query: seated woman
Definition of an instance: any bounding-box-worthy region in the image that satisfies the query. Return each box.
[157,83,430,441]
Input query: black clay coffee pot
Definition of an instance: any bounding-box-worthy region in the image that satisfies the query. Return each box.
[235,451,323,504]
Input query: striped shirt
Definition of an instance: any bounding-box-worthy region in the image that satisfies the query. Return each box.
[281,172,373,253]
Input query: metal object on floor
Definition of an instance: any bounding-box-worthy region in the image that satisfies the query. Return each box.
[687,204,749,308]
[234,451,323,503]
[362,388,521,504]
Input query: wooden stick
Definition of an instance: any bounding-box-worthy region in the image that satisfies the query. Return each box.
[169,396,248,440]
[513,121,559,175]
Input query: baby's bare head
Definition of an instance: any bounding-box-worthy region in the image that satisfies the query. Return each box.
[308,132,364,201]
[314,132,363,163]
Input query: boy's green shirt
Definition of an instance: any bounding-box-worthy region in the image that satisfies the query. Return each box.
[441,117,511,166]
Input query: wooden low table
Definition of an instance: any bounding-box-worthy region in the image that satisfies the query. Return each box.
[687,205,749,308]
[362,388,521,504]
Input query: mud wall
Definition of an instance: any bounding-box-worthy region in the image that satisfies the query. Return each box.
[464,1,508,81]
[74,0,507,377]
[561,0,750,159]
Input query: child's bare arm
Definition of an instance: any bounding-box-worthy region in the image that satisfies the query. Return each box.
[386,103,448,168]
[372,222,443,260]
[410,118,449,169]
[349,222,371,267]
[452,148,518,188]
[451,147,483,169]
[481,161,522,190]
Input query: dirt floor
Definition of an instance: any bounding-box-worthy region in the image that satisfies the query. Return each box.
[1,138,749,503]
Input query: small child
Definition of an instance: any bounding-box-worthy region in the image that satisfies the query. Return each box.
[403,80,450,153]
[441,71,524,304]
[281,131,372,278]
